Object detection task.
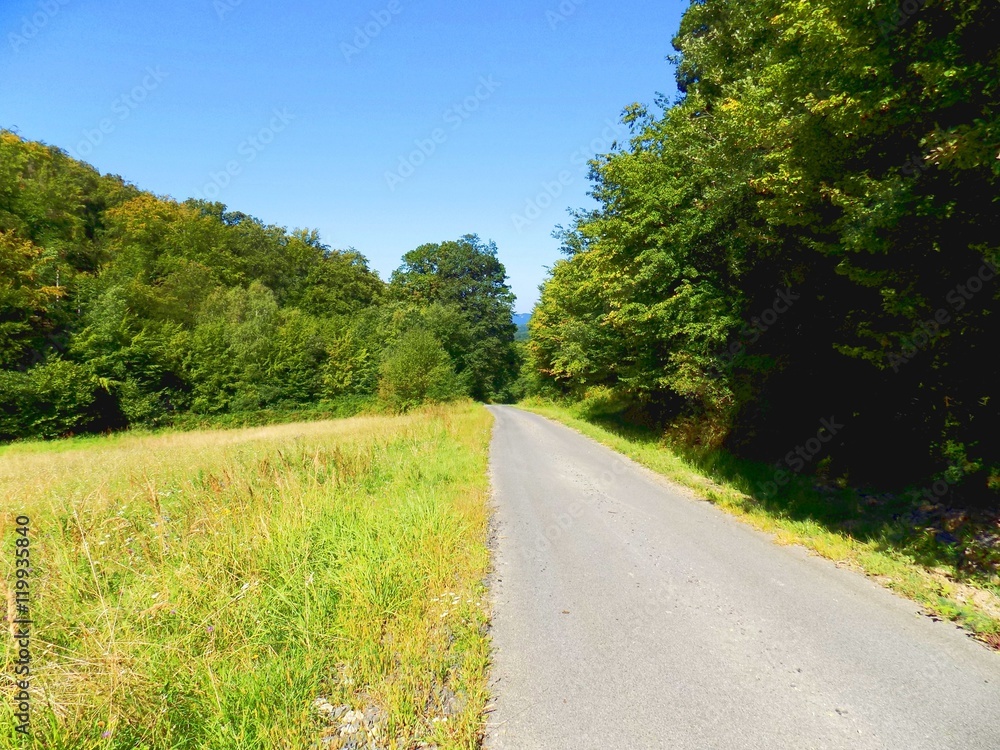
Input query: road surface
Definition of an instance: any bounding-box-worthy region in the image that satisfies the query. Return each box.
[485,405,1000,749]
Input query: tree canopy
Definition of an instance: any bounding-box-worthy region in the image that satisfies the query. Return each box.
[0,132,520,439]
[390,235,518,401]
[529,0,1000,502]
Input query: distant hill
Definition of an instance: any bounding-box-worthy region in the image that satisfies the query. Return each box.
[513,313,531,341]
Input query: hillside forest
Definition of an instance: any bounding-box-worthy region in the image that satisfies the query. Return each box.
[528,0,1000,506]
[0,131,519,440]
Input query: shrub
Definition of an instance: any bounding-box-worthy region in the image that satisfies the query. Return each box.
[378,327,466,412]
[0,359,103,440]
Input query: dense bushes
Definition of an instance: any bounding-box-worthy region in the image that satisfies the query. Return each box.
[0,359,104,439]
[378,327,466,411]
[530,0,1000,502]
[0,133,519,439]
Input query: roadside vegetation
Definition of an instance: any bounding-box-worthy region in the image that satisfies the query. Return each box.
[0,403,493,749]
[520,0,1000,633]
[522,394,1000,649]
[528,0,1000,507]
[0,130,519,442]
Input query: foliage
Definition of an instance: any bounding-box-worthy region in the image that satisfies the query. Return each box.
[391,235,519,402]
[378,327,467,412]
[0,132,520,438]
[529,0,1000,502]
[0,358,104,440]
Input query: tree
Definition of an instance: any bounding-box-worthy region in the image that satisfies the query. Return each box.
[378,327,465,412]
[0,230,64,368]
[390,235,518,401]
[531,0,1000,498]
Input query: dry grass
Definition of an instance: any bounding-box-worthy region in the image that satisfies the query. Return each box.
[0,402,493,749]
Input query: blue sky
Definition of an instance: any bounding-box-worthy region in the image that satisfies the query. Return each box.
[1,0,684,312]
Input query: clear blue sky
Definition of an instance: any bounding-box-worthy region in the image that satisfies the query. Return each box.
[1,0,684,312]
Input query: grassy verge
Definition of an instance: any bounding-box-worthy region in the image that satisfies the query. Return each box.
[1,401,492,749]
[520,397,1000,648]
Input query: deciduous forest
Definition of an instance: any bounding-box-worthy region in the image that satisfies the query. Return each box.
[529,0,999,505]
[0,131,518,439]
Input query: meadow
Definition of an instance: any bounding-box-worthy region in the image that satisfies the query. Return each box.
[0,402,493,749]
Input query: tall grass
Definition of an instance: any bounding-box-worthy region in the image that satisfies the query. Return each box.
[1,402,492,749]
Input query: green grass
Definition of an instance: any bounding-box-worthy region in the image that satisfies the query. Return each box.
[0,402,492,749]
[520,395,1000,647]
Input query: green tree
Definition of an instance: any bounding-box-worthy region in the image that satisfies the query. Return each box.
[0,230,64,367]
[378,326,465,412]
[532,0,1000,497]
[0,359,104,440]
[390,235,518,401]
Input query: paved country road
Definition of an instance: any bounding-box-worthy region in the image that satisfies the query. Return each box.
[484,406,1000,749]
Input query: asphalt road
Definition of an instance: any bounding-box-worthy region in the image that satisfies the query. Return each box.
[485,405,1000,749]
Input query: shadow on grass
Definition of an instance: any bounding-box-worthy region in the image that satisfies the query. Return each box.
[569,400,1000,595]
